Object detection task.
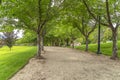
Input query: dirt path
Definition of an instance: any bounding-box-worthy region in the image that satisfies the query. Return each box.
[10,47,120,80]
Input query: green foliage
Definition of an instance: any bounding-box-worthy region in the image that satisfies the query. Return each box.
[0,0,59,36]
[0,46,37,80]
[17,30,37,44]
[45,22,80,46]
[0,0,120,58]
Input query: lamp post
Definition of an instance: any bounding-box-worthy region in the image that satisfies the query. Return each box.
[97,6,102,54]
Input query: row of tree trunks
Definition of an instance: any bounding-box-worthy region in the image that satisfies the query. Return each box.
[48,38,74,47]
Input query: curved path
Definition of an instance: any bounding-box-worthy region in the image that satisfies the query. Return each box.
[10,47,120,80]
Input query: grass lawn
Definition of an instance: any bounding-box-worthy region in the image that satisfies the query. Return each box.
[0,46,37,80]
[75,41,120,57]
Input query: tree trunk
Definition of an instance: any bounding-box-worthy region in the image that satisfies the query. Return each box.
[51,40,53,46]
[41,29,46,51]
[85,36,89,51]
[66,38,69,46]
[53,40,56,46]
[59,39,61,47]
[10,47,11,51]
[71,40,74,48]
[37,33,42,58]
[110,29,118,60]
[41,35,44,51]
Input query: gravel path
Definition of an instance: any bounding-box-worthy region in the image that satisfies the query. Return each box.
[10,47,120,80]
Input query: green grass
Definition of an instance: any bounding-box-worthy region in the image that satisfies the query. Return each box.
[75,41,120,57]
[0,46,37,80]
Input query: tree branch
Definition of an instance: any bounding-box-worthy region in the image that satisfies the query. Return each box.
[106,0,113,28]
[82,0,109,27]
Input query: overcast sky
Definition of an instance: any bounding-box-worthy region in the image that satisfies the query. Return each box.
[0,30,23,39]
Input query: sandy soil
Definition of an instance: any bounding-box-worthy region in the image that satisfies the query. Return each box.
[10,47,120,80]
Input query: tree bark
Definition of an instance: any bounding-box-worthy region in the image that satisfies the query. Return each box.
[71,40,74,48]
[41,35,44,51]
[85,36,89,51]
[59,39,61,47]
[50,40,53,46]
[110,29,118,60]
[66,38,69,46]
[53,40,55,46]
[37,33,41,58]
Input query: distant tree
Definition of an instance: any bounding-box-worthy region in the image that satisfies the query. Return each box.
[17,30,37,45]
[3,31,18,50]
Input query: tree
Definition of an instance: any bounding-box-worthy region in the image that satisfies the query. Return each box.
[1,0,63,58]
[83,0,120,59]
[73,17,97,51]
[2,30,18,50]
[0,17,19,49]
[44,21,80,47]
[62,0,97,51]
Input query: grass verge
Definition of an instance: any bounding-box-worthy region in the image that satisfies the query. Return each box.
[75,41,120,57]
[0,46,37,80]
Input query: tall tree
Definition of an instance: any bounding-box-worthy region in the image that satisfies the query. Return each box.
[73,17,97,51]
[62,0,97,51]
[1,0,63,58]
[83,0,120,59]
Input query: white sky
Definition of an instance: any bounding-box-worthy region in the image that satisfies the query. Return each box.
[14,29,23,39]
[0,29,23,39]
